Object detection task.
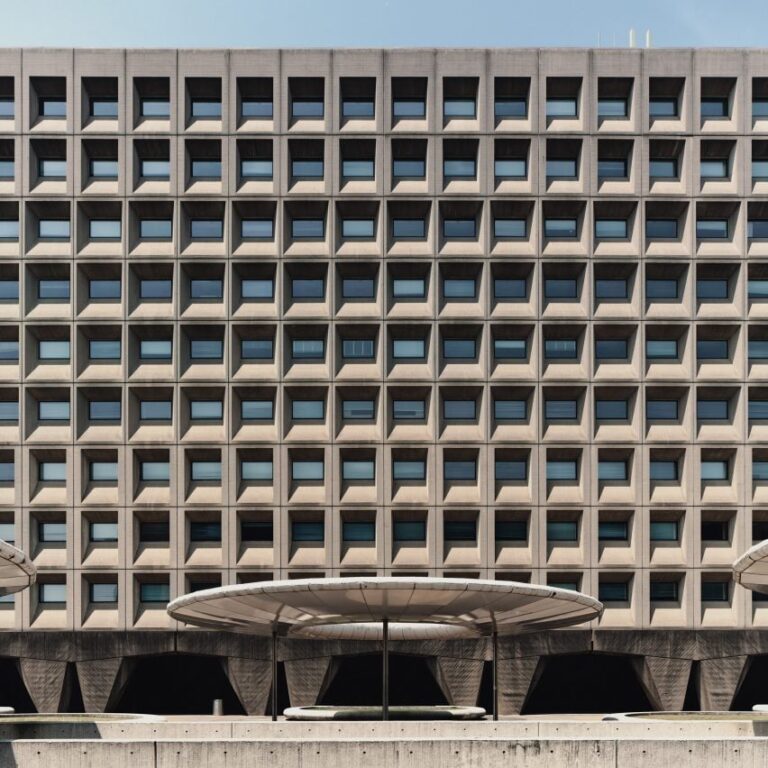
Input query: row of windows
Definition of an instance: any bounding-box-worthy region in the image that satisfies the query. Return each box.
[10,331,768,365]
[11,576,734,607]
[10,146,768,187]
[5,515,753,547]
[9,451,768,486]
[0,210,765,244]
[7,265,768,307]
[8,73,768,126]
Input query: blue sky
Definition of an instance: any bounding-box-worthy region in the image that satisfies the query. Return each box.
[0,0,763,48]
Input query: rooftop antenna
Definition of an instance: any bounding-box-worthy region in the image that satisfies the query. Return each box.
[645,29,653,48]
[629,28,636,48]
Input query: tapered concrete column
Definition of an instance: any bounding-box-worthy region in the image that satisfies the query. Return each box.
[699,655,749,711]
[225,657,272,715]
[284,656,333,707]
[633,656,693,711]
[435,656,485,707]
[19,658,68,713]
[75,657,127,713]
[496,655,541,715]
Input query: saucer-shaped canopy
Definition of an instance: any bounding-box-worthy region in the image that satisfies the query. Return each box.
[733,540,768,594]
[0,540,36,597]
[167,577,602,639]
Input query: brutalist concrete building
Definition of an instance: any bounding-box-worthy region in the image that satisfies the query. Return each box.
[1,46,768,715]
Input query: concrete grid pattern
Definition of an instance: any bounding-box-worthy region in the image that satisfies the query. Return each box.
[0,46,766,636]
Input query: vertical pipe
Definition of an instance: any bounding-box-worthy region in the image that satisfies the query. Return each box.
[492,630,499,721]
[382,618,389,721]
[271,629,278,721]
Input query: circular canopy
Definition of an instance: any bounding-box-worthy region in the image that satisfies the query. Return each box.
[167,577,602,639]
[0,540,36,597]
[733,540,768,594]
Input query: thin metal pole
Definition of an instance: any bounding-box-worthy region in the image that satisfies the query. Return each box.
[271,630,278,721]
[382,618,389,721]
[492,630,499,721]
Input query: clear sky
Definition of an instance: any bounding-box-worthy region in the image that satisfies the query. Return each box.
[0,0,764,49]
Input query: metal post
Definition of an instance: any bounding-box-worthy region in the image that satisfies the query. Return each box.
[492,629,499,721]
[382,618,389,721]
[271,629,278,721]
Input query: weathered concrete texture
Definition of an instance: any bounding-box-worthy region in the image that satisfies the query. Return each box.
[1,630,767,714]
[633,656,693,712]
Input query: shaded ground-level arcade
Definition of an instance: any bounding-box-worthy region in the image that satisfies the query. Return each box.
[0,630,766,715]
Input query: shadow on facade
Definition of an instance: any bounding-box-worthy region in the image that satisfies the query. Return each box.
[0,658,36,713]
[319,653,449,706]
[112,654,246,715]
[731,655,768,711]
[521,653,653,714]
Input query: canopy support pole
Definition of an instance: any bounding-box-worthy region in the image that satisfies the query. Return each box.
[492,629,499,721]
[382,618,390,721]
[271,629,278,721]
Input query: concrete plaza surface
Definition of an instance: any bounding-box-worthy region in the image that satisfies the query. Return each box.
[0,716,767,767]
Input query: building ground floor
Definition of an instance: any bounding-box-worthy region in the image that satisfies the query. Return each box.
[1,630,767,715]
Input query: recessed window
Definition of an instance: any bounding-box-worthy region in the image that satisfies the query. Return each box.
[139,219,172,240]
[546,98,577,118]
[139,582,170,603]
[598,521,628,541]
[547,520,578,542]
[342,160,374,180]
[393,218,425,239]
[241,400,273,421]
[139,339,172,361]
[393,460,425,481]
[89,220,121,240]
[392,400,425,420]
[38,279,70,300]
[342,460,375,481]
[0,220,18,240]
[291,278,324,300]
[697,339,729,360]
[650,581,679,602]
[442,338,475,359]
[89,522,118,542]
[190,401,222,421]
[241,159,272,180]
[190,219,222,240]
[38,159,66,179]
[392,278,426,299]
[39,522,66,544]
[393,520,426,542]
[598,460,628,481]
[595,278,628,299]
[39,462,66,482]
[544,339,577,360]
[90,461,118,482]
[650,520,679,540]
[240,278,273,300]
[89,340,120,360]
[646,400,679,421]
[140,401,172,421]
[599,582,630,602]
[495,520,527,542]
[241,460,272,481]
[38,400,69,421]
[595,219,628,239]
[342,338,375,360]
[190,339,222,360]
[140,98,170,118]
[696,278,728,300]
[139,521,169,542]
[292,460,324,482]
[89,400,120,421]
[544,278,577,299]
[646,277,679,300]
[701,159,728,179]
[342,399,375,420]
[495,159,526,180]
[291,339,324,360]
[697,219,729,239]
[292,400,324,420]
[342,278,375,299]
[650,159,678,179]
[140,160,169,179]
[494,399,527,421]
[0,402,18,421]
[494,218,526,239]
[140,461,169,482]
[544,218,577,239]
[598,159,628,180]
[595,339,628,360]
[646,219,678,239]
[38,220,70,240]
[241,339,273,360]
[39,97,66,118]
[546,460,577,481]
[494,278,527,299]
[140,279,172,299]
[701,97,728,119]
[649,461,679,482]
[292,159,323,180]
[646,339,678,360]
[190,99,221,119]
[292,99,323,120]
[89,279,121,299]
[393,99,425,119]
[598,98,628,118]
[241,219,273,240]
[190,461,221,482]
[341,219,375,239]
[546,159,577,180]
[443,399,476,420]
[39,340,70,360]
[90,159,118,179]
[649,97,678,118]
[545,399,577,420]
[190,159,221,180]
[190,279,222,300]
[701,460,728,481]
[393,159,425,179]
[595,399,628,421]
[343,521,375,542]
[291,219,324,239]
[241,520,273,542]
[443,219,476,239]
[495,459,527,481]
[494,338,527,360]
[292,520,324,542]
[444,98,475,119]
[38,583,66,604]
[393,338,426,360]
[750,340,768,360]
[444,158,476,179]
[702,581,729,602]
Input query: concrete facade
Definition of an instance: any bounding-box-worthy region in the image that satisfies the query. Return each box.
[1,46,768,712]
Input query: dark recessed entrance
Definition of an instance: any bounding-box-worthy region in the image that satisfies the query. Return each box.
[0,658,36,713]
[113,654,247,715]
[319,653,448,706]
[522,653,654,714]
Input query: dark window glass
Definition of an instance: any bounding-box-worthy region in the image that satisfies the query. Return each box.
[598,159,628,179]
[495,520,527,541]
[650,581,679,602]
[547,521,578,542]
[393,520,426,542]
[646,400,679,421]
[241,520,273,542]
[701,581,729,602]
[595,400,628,421]
[140,401,172,421]
[595,279,628,299]
[702,520,729,542]
[599,521,629,541]
[494,278,527,299]
[494,219,526,238]
[697,279,728,300]
[649,98,678,118]
[544,278,577,299]
[544,218,577,239]
[190,521,221,542]
[139,521,169,542]
[595,338,628,360]
[444,520,477,541]
[544,339,578,359]
[342,521,375,542]
[140,279,172,299]
[650,520,679,541]
[342,278,375,299]
[241,339,273,360]
[241,219,273,239]
[697,400,729,421]
[392,400,425,420]
[494,400,527,421]
[646,219,678,239]
[292,521,324,542]
[443,400,476,420]
[649,159,678,179]
[646,278,679,299]
[697,339,729,360]
[599,582,629,602]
